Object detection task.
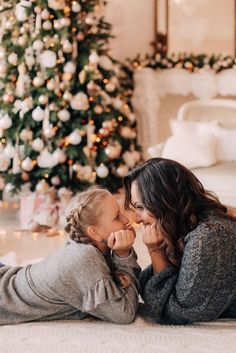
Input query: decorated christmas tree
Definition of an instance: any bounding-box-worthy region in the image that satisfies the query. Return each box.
[0,0,140,199]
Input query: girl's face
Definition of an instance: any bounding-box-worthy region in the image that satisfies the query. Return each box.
[95,193,128,241]
[131,182,156,226]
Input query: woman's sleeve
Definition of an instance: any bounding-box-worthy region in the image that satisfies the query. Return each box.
[80,249,141,324]
[140,223,236,324]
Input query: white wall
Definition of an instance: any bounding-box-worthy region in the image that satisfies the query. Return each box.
[105,0,154,61]
[106,0,235,61]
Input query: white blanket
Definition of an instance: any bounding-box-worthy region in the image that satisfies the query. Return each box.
[0,316,236,353]
[0,252,236,353]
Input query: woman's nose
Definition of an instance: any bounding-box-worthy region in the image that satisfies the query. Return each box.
[135,213,142,224]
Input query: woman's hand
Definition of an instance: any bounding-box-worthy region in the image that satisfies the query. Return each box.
[107,230,135,257]
[142,223,164,254]
[142,223,169,272]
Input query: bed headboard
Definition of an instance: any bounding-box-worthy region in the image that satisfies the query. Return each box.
[177,99,236,129]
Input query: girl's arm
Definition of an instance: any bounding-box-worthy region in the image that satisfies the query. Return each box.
[140,221,236,325]
[76,247,141,324]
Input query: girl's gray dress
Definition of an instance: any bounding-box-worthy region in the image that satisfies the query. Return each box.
[0,240,141,325]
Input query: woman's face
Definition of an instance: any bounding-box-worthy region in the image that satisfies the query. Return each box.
[131,182,156,226]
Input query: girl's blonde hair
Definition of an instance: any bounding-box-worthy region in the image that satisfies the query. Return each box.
[65,186,110,244]
[65,185,131,289]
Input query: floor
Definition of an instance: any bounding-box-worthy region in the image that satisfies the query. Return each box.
[0,202,150,269]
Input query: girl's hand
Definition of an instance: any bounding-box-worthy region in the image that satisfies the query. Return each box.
[142,223,164,254]
[107,230,135,257]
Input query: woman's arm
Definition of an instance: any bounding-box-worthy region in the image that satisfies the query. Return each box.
[140,221,236,324]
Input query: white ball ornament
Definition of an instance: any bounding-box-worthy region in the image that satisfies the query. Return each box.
[64,61,76,74]
[96,164,109,178]
[53,20,62,30]
[51,176,60,186]
[4,144,16,159]
[5,183,14,193]
[43,125,55,139]
[0,115,12,129]
[32,106,45,122]
[94,105,103,114]
[58,109,70,122]
[32,138,44,152]
[21,157,34,172]
[33,39,44,51]
[89,51,99,65]
[72,3,81,12]
[18,36,27,46]
[62,40,72,53]
[70,92,89,110]
[8,53,18,65]
[38,95,48,105]
[43,20,52,30]
[47,79,55,90]
[37,149,56,168]
[104,142,122,159]
[59,17,71,27]
[15,3,28,22]
[5,21,13,31]
[68,130,82,145]
[39,50,57,68]
[20,129,33,141]
[41,9,50,20]
[53,148,67,164]
[33,76,44,87]
[105,82,116,93]
[63,91,72,101]
[36,179,49,194]
[116,164,129,177]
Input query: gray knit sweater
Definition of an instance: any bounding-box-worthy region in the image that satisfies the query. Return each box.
[140,215,236,325]
[0,241,141,325]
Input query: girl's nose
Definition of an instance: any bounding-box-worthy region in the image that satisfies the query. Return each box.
[120,213,128,224]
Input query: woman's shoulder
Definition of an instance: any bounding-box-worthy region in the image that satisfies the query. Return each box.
[184,214,236,245]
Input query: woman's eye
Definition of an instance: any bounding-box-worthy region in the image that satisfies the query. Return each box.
[137,206,144,210]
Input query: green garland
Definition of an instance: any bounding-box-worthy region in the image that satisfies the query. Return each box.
[129,53,236,73]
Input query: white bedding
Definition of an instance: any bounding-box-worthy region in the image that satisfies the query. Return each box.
[0,244,236,353]
[0,316,236,353]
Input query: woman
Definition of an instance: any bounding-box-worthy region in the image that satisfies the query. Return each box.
[123,157,236,325]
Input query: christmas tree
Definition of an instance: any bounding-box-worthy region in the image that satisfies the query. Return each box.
[0,0,140,198]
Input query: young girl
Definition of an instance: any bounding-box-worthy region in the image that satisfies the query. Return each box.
[0,186,141,325]
[123,157,236,325]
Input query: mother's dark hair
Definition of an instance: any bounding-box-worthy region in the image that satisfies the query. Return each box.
[123,158,234,267]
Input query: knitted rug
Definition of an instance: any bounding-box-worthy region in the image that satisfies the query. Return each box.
[0,316,235,353]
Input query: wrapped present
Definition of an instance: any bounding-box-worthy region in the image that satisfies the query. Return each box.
[20,192,45,229]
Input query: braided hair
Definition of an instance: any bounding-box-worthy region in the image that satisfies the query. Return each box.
[65,186,110,244]
[65,185,131,289]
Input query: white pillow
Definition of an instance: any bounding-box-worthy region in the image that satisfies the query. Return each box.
[147,142,164,158]
[161,133,218,169]
[214,126,236,161]
[170,119,219,136]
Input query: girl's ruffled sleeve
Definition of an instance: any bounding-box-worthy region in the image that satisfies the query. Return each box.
[80,249,141,324]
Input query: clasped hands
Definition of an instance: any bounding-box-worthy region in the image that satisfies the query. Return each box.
[107,221,136,257]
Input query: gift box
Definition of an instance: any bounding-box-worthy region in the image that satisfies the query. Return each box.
[20,193,45,229]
